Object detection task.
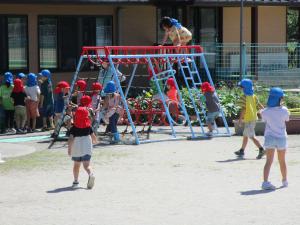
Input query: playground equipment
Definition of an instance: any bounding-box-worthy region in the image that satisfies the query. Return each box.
[50,45,230,147]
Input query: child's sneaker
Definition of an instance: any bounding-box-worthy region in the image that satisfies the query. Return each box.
[261,181,276,190]
[72,181,79,188]
[234,149,244,157]
[206,131,213,137]
[282,180,288,188]
[87,174,95,189]
[256,150,265,159]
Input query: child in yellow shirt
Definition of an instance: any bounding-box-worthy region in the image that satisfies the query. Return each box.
[234,79,265,159]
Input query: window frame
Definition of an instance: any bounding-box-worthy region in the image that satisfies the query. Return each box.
[0,14,29,73]
[38,15,113,72]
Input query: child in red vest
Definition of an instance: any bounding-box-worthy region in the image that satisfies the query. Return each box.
[68,106,97,189]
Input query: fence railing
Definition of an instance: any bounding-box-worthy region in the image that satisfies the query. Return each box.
[198,42,300,87]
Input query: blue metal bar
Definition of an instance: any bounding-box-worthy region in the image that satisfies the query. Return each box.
[125,63,138,98]
[165,57,196,138]
[147,56,176,138]
[177,58,206,134]
[108,56,140,145]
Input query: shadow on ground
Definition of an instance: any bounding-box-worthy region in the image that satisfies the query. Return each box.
[216,157,257,163]
[47,186,86,193]
[240,186,284,195]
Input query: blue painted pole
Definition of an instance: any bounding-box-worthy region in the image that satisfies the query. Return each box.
[108,56,140,145]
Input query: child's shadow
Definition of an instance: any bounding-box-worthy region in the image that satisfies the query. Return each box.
[47,186,86,193]
[240,187,283,196]
[216,157,248,163]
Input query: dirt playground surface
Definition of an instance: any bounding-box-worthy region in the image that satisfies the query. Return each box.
[0,134,300,225]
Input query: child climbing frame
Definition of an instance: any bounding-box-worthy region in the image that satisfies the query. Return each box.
[66,45,230,145]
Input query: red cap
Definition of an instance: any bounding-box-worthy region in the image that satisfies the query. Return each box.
[54,86,61,94]
[74,107,91,128]
[92,82,103,91]
[80,95,92,107]
[166,77,176,88]
[57,81,70,89]
[201,82,215,93]
[76,80,87,91]
[12,79,24,93]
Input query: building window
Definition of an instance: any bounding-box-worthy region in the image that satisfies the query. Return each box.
[189,7,220,44]
[0,16,28,72]
[96,17,113,46]
[156,7,183,45]
[287,8,300,43]
[38,16,113,71]
[39,17,57,69]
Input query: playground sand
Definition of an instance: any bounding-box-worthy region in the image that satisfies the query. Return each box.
[0,134,300,225]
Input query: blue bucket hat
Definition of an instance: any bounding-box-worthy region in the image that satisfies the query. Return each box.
[39,69,51,78]
[104,81,116,94]
[17,73,26,79]
[27,73,37,87]
[238,79,254,96]
[4,72,13,85]
[267,87,284,107]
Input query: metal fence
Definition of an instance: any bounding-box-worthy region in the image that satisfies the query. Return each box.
[198,43,300,88]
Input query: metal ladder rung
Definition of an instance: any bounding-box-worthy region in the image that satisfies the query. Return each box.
[181,66,190,69]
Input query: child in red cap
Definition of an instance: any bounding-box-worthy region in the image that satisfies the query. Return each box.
[166,78,179,103]
[10,78,27,133]
[166,77,179,119]
[91,82,103,131]
[201,82,220,136]
[68,106,97,189]
[74,80,87,105]
[54,81,70,127]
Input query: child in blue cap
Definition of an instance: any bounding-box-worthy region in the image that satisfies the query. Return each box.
[39,69,55,131]
[101,81,122,143]
[0,72,15,133]
[25,73,41,132]
[235,79,265,159]
[260,87,289,190]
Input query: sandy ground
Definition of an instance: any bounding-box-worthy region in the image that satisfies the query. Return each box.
[0,134,300,225]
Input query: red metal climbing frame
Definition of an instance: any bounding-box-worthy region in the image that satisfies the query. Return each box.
[81,45,203,65]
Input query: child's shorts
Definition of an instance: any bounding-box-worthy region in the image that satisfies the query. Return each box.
[264,136,287,150]
[72,154,91,162]
[206,111,219,124]
[26,100,39,119]
[41,105,54,117]
[243,121,256,137]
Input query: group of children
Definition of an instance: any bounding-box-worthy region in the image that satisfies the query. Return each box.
[0,70,57,134]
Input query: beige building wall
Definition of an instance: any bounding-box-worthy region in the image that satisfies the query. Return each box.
[118,6,156,45]
[223,7,252,43]
[258,6,286,43]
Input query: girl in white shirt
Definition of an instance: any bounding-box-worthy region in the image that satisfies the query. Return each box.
[260,87,289,190]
